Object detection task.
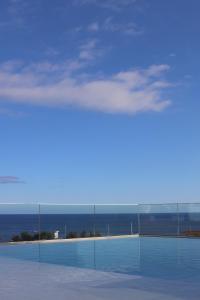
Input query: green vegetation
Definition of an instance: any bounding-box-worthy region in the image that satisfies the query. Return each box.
[11,231,54,242]
[94,232,101,237]
[66,232,78,239]
[20,232,33,241]
[184,231,200,237]
[11,230,102,242]
[80,231,88,238]
[33,231,54,240]
[79,231,101,238]
[12,235,23,242]
[66,231,102,239]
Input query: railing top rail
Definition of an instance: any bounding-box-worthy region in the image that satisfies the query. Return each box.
[0,203,138,205]
[0,202,200,206]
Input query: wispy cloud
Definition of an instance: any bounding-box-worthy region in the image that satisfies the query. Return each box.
[7,0,29,27]
[73,0,137,11]
[87,18,142,35]
[0,0,35,31]
[0,59,172,114]
[0,176,24,184]
[79,39,99,60]
[87,22,100,32]
[45,47,60,57]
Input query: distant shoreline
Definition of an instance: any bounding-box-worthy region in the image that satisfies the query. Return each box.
[1,234,139,246]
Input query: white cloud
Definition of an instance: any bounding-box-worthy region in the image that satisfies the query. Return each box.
[78,39,105,64]
[146,64,170,76]
[86,18,142,36]
[102,17,142,35]
[79,39,98,60]
[0,60,172,114]
[87,22,100,32]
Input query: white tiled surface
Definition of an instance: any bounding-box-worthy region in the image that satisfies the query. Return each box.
[0,257,199,300]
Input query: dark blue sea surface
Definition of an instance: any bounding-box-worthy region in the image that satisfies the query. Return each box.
[0,213,200,242]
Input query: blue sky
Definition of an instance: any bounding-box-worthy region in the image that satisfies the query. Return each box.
[0,0,200,204]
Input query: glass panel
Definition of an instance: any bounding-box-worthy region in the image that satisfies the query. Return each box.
[178,203,200,237]
[0,204,39,243]
[139,204,179,236]
[39,204,95,240]
[94,205,139,236]
[38,204,95,268]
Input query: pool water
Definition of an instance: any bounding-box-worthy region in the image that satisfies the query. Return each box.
[0,237,200,281]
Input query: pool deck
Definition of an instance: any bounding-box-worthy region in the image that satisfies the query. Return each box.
[0,256,199,300]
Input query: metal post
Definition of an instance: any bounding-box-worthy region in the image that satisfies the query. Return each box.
[38,203,41,263]
[64,224,67,239]
[93,205,96,237]
[130,222,133,235]
[137,206,141,236]
[177,203,180,236]
[38,204,41,241]
[107,224,110,236]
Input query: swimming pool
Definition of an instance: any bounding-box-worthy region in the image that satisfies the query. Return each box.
[0,237,200,282]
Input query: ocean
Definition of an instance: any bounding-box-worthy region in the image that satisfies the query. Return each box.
[0,213,200,242]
